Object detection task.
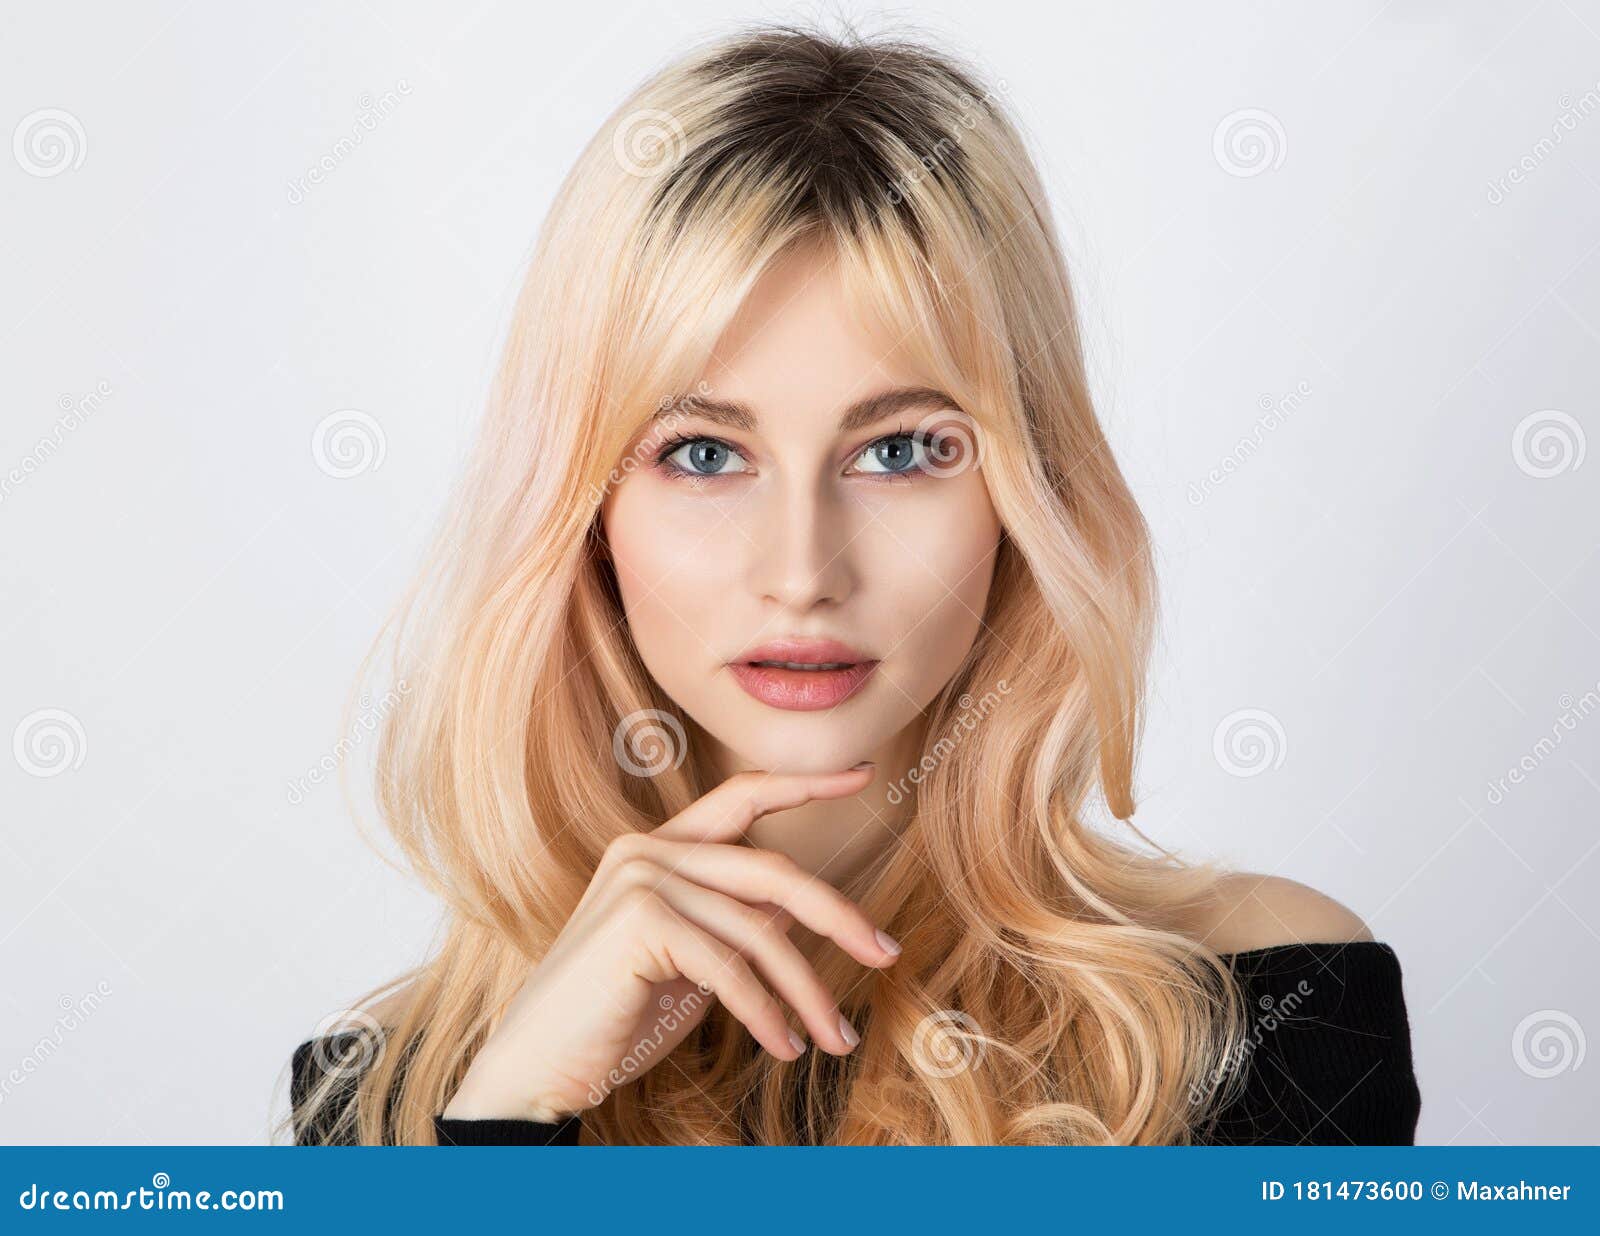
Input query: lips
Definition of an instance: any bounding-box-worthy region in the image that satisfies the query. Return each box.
[735,637,872,666]
[727,637,880,711]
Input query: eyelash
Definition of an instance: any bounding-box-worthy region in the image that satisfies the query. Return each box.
[653,423,942,487]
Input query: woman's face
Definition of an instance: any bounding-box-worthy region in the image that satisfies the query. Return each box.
[600,241,1003,776]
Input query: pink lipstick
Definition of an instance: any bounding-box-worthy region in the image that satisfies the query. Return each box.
[727,637,880,712]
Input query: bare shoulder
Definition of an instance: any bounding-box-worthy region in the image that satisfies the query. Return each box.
[1184,871,1376,954]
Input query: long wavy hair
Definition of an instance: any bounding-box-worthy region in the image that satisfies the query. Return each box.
[287,19,1251,1146]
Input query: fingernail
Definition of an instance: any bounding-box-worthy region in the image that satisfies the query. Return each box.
[838,1015,860,1049]
[875,928,901,957]
[850,760,875,771]
[787,1029,807,1056]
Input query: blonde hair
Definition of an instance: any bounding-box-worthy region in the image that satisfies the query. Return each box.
[289,18,1250,1146]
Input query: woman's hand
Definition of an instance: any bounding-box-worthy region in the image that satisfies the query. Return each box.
[441,765,901,1124]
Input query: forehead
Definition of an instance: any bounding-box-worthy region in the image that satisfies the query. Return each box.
[698,240,929,433]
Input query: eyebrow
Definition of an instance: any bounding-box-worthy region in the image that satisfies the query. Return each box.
[650,385,958,436]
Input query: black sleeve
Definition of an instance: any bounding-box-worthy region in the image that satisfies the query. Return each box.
[1197,941,1422,1145]
[292,1034,586,1145]
[433,1114,584,1145]
[289,1037,362,1146]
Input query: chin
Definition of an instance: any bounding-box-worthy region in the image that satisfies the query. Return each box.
[739,746,867,776]
[695,700,885,776]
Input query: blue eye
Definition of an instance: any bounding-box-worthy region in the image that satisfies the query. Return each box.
[652,429,949,483]
[852,432,939,475]
[660,437,751,477]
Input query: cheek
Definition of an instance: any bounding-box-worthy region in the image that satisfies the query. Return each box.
[857,478,1000,685]
[603,483,743,663]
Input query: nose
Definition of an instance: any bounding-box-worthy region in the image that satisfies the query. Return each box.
[745,476,855,612]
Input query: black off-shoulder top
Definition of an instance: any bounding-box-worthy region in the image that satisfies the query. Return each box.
[290,940,1421,1146]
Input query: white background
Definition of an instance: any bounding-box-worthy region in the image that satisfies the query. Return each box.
[2,1,1596,1144]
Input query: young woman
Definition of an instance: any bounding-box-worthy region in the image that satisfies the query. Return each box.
[287,22,1421,1146]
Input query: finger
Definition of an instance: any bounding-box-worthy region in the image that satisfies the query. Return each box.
[631,837,898,969]
[653,765,875,844]
[601,862,837,1054]
[654,902,806,1062]
[652,871,857,1054]
[746,901,796,933]
[589,839,808,926]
